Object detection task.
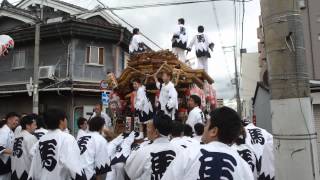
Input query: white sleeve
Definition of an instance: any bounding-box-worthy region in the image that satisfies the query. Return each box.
[26,136,38,159]
[166,86,178,109]
[0,130,9,154]
[173,25,181,36]
[156,82,161,89]
[238,158,255,180]
[121,132,135,157]
[94,139,110,175]
[28,143,41,180]
[124,148,148,179]
[259,133,274,179]
[107,134,124,158]
[188,35,196,49]
[135,89,144,110]
[60,136,86,179]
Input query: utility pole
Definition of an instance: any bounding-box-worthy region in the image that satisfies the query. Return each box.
[223,46,241,116]
[32,6,42,114]
[260,0,320,179]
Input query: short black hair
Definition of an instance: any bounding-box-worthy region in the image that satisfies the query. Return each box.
[190,95,201,107]
[44,109,67,130]
[209,106,241,144]
[194,123,204,136]
[35,115,46,129]
[20,115,36,130]
[178,18,185,25]
[184,124,193,137]
[89,116,105,132]
[171,121,184,137]
[198,25,204,33]
[133,28,139,35]
[5,112,20,121]
[77,117,87,129]
[153,112,172,136]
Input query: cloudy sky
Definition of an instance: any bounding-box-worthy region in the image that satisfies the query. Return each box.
[9,0,261,100]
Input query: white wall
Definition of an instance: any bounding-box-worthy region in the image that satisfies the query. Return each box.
[240,53,260,118]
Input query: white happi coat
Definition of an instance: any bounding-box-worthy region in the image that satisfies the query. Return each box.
[28,129,86,180]
[135,85,153,123]
[124,136,182,180]
[106,132,135,180]
[76,129,88,141]
[33,128,48,140]
[156,81,178,120]
[232,143,258,179]
[188,33,213,58]
[170,136,199,149]
[162,141,254,180]
[245,123,274,180]
[129,34,146,54]
[78,131,110,180]
[14,126,22,137]
[172,24,188,50]
[11,130,38,180]
[0,125,14,178]
[186,106,205,132]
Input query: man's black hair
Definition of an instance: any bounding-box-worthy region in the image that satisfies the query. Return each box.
[133,28,140,35]
[209,106,241,144]
[235,125,247,145]
[88,116,105,132]
[44,109,67,130]
[77,117,87,129]
[184,124,193,137]
[194,123,204,136]
[198,25,204,33]
[178,18,185,25]
[171,121,184,137]
[5,112,20,121]
[153,112,172,136]
[35,115,46,129]
[20,115,36,130]
[190,95,202,107]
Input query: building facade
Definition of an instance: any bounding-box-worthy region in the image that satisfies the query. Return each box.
[0,0,131,134]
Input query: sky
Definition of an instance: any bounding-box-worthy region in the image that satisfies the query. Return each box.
[9,0,261,100]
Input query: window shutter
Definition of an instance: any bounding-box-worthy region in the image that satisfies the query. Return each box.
[86,47,90,63]
[99,48,104,65]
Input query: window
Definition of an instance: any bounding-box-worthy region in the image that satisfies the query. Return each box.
[12,50,25,69]
[86,46,104,65]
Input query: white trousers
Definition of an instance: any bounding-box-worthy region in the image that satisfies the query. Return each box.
[172,47,186,63]
[197,57,208,73]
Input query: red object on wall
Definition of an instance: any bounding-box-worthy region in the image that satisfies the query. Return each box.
[252,114,257,125]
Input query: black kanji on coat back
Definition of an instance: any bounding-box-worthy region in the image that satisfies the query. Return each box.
[77,136,91,155]
[13,137,23,158]
[39,139,57,172]
[237,149,255,172]
[248,129,265,145]
[198,149,237,180]
[34,132,45,140]
[150,150,176,180]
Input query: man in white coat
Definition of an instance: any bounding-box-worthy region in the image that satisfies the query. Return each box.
[129,28,147,55]
[28,109,86,180]
[124,113,183,180]
[187,25,214,73]
[0,112,19,180]
[162,107,254,180]
[132,78,153,140]
[244,121,274,180]
[186,95,205,133]
[172,18,188,62]
[11,115,38,180]
[154,71,178,120]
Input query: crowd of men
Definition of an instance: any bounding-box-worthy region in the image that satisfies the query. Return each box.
[129,18,214,73]
[0,69,275,180]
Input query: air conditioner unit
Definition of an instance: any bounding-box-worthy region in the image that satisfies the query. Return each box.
[39,66,55,80]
